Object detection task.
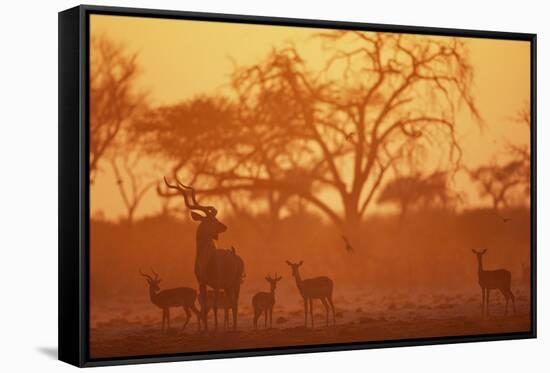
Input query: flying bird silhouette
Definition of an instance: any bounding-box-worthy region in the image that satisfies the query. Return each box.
[344,132,355,143]
[341,235,355,253]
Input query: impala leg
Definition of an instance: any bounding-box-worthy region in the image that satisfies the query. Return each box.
[269,307,273,328]
[226,307,231,330]
[505,295,509,316]
[183,306,191,331]
[509,290,516,315]
[191,303,201,331]
[233,286,240,331]
[162,309,166,332]
[221,295,226,331]
[264,309,268,328]
[303,298,308,328]
[225,291,230,330]
[224,307,229,330]
[482,288,487,317]
[254,310,260,329]
[228,292,234,330]
[309,299,314,328]
[485,289,491,317]
[481,288,485,317]
[328,296,336,326]
[213,289,219,331]
[166,308,171,330]
[501,289,509,315]
[200,283,208,331]
[321,298,329,327]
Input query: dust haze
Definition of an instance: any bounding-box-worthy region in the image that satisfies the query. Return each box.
[88,15,532,358]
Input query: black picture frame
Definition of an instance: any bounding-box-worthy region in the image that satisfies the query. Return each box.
[58,4,537,367]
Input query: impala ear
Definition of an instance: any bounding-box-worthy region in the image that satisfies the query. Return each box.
[285,260,292,266]
[482,249,487,254]
[265,276,270,282]
[190,211,205,221]
[471,249,476,254]
[298,260,303,266]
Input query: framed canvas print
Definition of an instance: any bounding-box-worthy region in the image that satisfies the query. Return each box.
[58,5,537,367]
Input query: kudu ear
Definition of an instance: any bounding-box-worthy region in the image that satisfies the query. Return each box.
[190,211,205,221]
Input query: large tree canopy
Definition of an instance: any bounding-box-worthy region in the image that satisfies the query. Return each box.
[377,171,458,221]
[140,31,480,230]
[468,104,530,211]
[89,36,143,182]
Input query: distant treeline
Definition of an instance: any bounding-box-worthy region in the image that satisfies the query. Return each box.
[90,207,530,303]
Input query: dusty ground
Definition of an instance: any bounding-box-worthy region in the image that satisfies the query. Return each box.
[90,287,531,359]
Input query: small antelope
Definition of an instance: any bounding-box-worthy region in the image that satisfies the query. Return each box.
[286,260,335,328]
[472,249,516,316]
[203,290,232,330]
[252,274,282,329]
[140,269,201,332]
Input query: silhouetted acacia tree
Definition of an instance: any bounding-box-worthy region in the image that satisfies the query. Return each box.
[211,32,477,229]
[141,32,480,233]
[109,151,156,223]
[90,36,143,183]
[135,95,314,221]
[469,160,526,210]
[134,96,235,176]
[506,104,531,197]
[377,171,457,221]
[469,105,530,210]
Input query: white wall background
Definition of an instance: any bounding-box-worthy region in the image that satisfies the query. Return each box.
[0,0,546,371]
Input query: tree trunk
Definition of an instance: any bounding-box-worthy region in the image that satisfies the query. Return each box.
[126,205,136,224]
[342,195,362,250]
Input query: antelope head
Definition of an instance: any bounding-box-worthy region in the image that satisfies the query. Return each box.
[265,273,283,291]
[285,260,304,278]
[163,176,227,240]
[140,268,161,292]
[471,248,487,259]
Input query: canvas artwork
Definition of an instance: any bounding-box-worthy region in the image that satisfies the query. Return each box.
[87,13,532,360]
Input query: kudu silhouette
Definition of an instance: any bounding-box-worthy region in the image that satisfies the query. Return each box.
[252,274,282,329]
[140,268,201,332]
[286,260,335,328]
[163,177,245,331]
[472,249,516,317]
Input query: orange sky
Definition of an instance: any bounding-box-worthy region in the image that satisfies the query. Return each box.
[89,14,531,221]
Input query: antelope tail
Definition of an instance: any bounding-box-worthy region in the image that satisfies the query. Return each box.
[241,267,246,284]
[230,246,246,283]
